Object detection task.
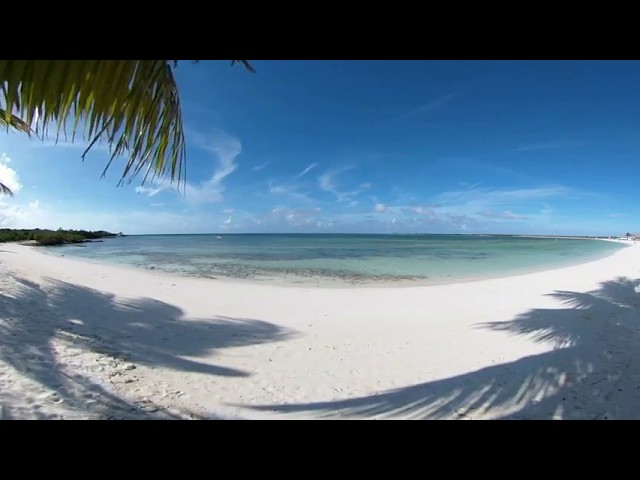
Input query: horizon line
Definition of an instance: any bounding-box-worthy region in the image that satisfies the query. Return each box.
[126,232,623,238]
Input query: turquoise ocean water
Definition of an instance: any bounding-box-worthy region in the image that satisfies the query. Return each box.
[44,234,626,286]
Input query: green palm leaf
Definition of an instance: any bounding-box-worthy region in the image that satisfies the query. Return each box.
[0,60,255,194]
[0,108,31,134]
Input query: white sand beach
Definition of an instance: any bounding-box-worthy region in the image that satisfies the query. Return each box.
[1,240,640,420]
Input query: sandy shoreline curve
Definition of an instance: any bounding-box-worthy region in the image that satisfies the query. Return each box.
[2,240,640,419]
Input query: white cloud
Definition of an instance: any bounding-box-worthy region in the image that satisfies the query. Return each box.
[502,210,528,220]
[0,153,22,193]
[0,198,228,234]
[266,207,321,226]
[318,166,359,202]
[269,183,287,194]
[480,209,529,220]
[415,207,432,215]
[136,129,241,204]
[393,92,458,123]
[318,166,353,192]
[0,197,40,227]
[252,161,271,172]
[359,182,372,189]
[436,186,569,206]
[361,195,540,231]
[445,213,475,228]
[135,185,164,197]
[458,181,483,190]
[267,181,313,203]
[318,174,334,192]
[510,141,587,153]
[29,139,111,154]
[224,216,232,225]
[295,162,318,178]
[336,190,361,203]
[201,131,241,186]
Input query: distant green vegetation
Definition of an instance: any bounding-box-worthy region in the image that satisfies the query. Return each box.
[0,228,122,246]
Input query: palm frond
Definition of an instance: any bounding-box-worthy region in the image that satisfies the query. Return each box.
[0,182,13,196]
[230,60,257,73]
[0,60,186,187]
[0,60,255,188]
[0,107,32,135]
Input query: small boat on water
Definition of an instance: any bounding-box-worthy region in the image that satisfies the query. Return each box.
[216,236,223,239]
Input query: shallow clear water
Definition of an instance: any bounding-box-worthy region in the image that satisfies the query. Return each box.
[45,234,626,286]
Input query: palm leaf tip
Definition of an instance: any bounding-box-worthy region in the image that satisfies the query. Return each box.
[0,108,33,135]
[0,182,14,196]
[231,60,256,73]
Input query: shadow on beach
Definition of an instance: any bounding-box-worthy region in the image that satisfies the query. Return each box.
[0,273,296,419]
[245,276,640,419]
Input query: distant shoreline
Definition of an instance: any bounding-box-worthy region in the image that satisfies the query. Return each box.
[509,235,623,241]
[126,232,624,239]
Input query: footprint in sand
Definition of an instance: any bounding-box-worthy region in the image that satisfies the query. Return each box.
[38,392,65,404]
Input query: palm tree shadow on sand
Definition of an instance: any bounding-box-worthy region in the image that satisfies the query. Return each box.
[0,273,296,419]
[244,276,640,419]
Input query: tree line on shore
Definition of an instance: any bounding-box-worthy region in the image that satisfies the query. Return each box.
[0,228,121,246]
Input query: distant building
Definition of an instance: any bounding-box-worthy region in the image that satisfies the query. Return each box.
[620,233,640,240]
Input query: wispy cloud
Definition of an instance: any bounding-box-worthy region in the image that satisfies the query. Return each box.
[318,173,335,193]
[359,182,372,189]
[258,162,321,204]
[295,162,318,178]
[252,161,271,172]
[318,166,361,202]
[393,92,458,123]
[0,153,22,193]
[136,185,164,197]
[458,181,483,190]
[360,184,592,231]
[400,206,437,216]
[433,157,536,183]
[436,186,571,206]
[268,181,313,203]
[265,207,323,227]
[510,141,588,153]
[480,210,529,220]
[136,129,241,204]
[32,140,110,153]
[609,213,624,218]
[373,203,386,213]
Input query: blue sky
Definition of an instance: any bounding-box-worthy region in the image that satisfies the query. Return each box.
[2,60,640,235]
